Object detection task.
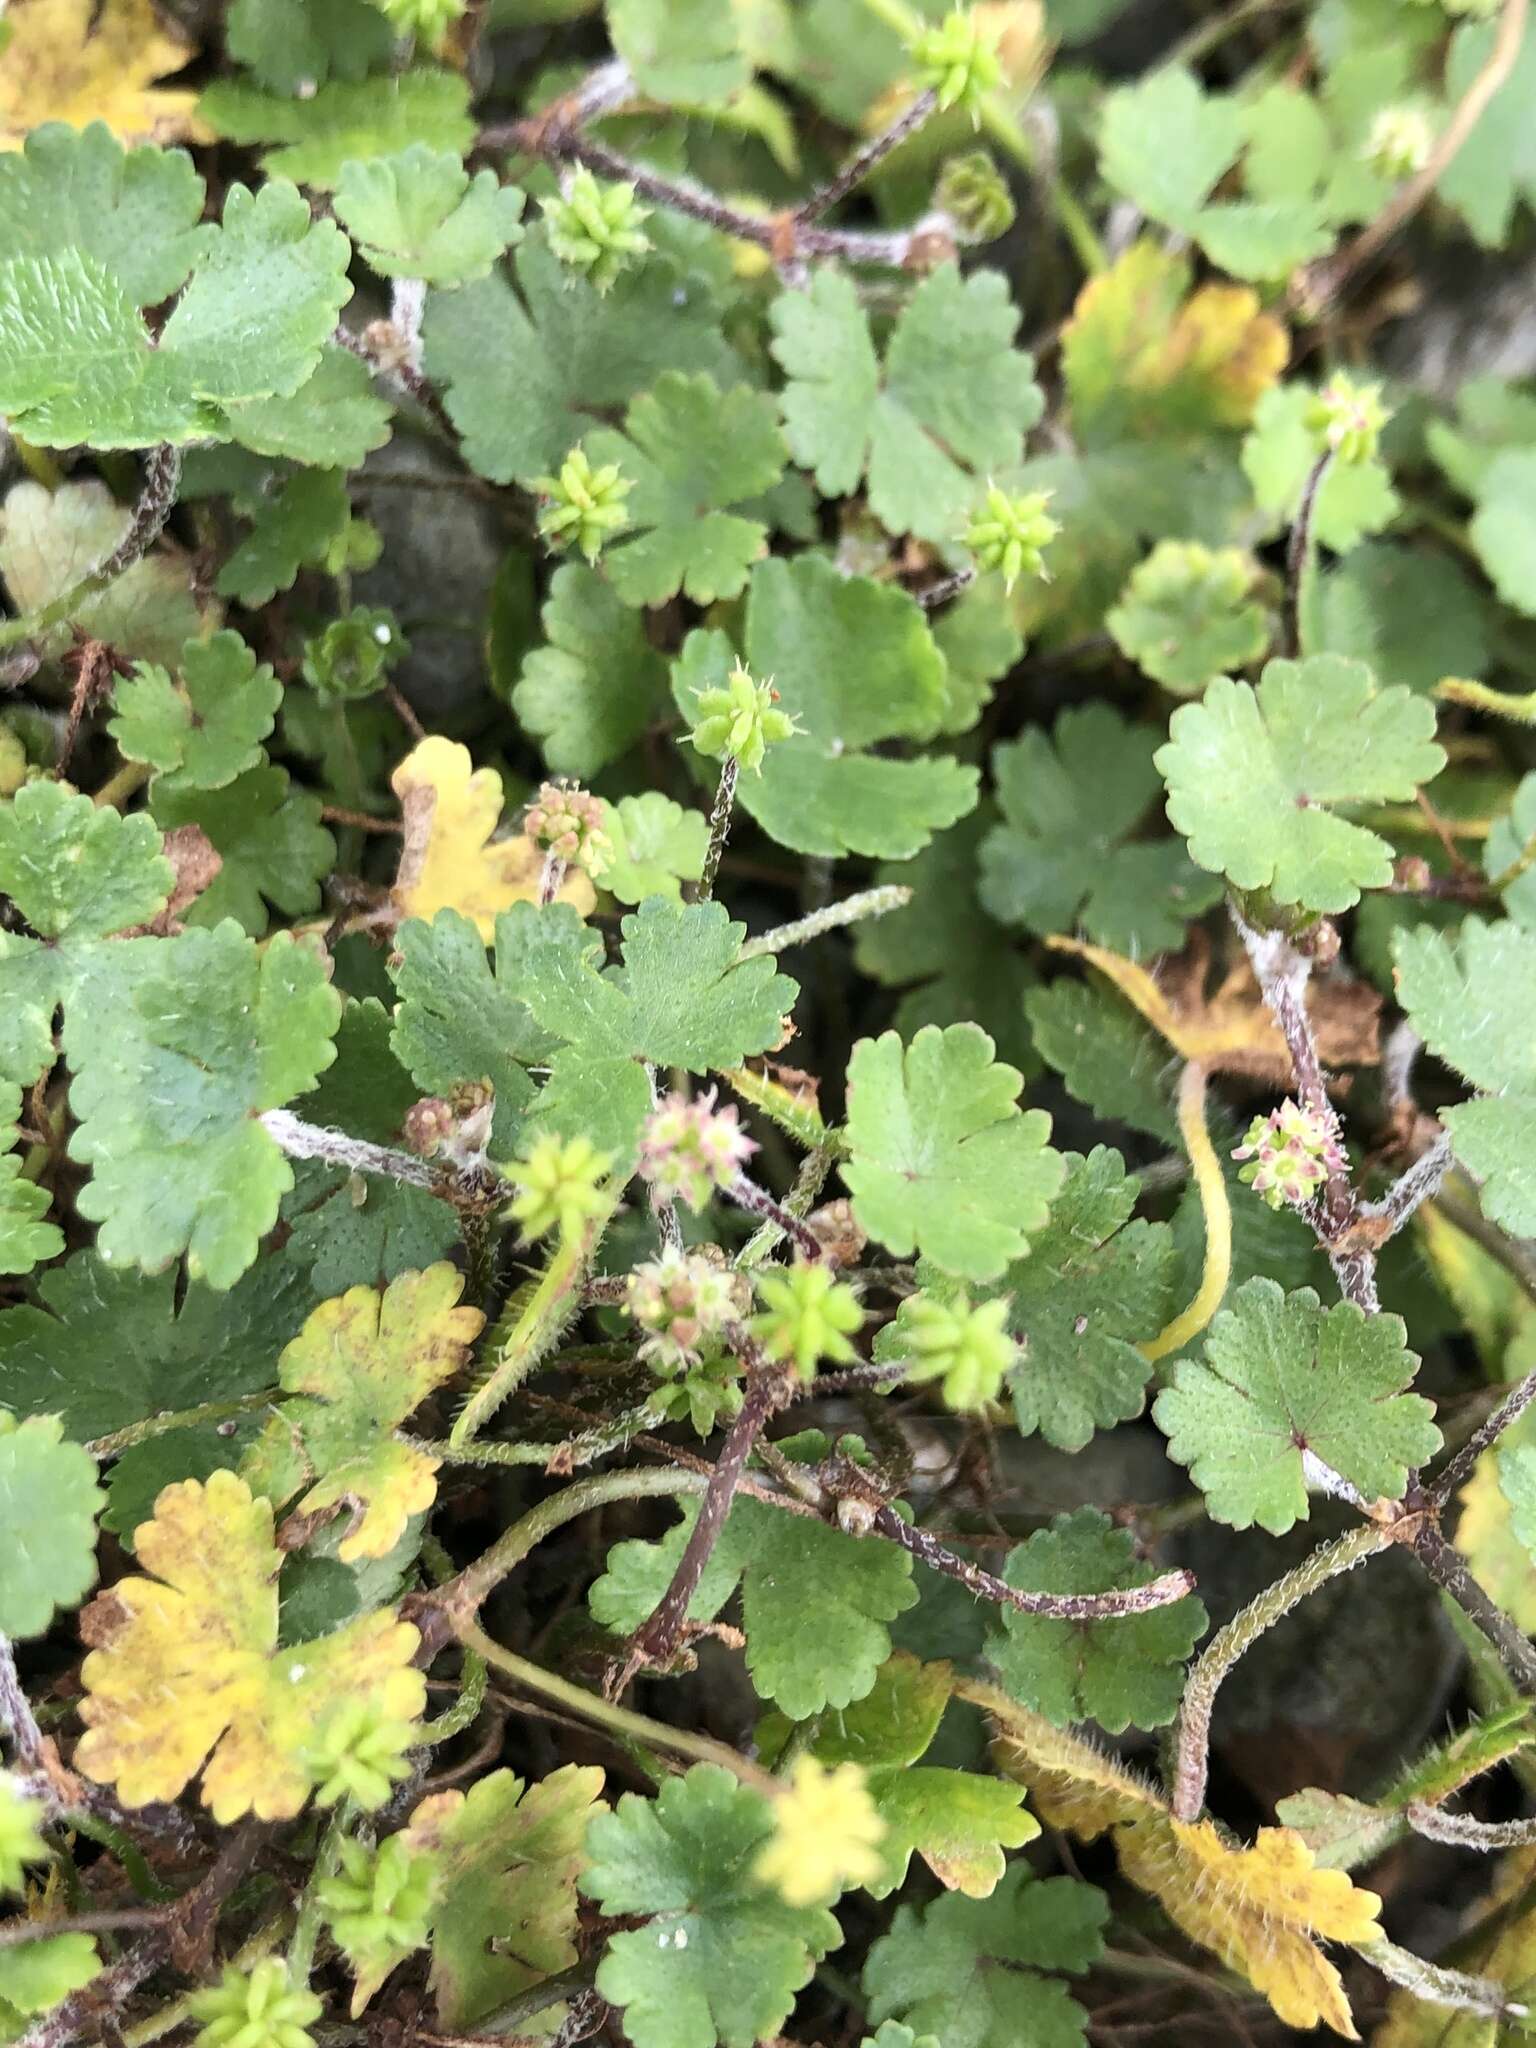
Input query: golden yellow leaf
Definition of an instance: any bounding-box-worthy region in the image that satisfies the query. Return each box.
[1063,240,1288,436]
[1047,929,1380,1086]
[76,1471,424,1822]
[391,737,595,938]
[0,0,209,147]
[983,1681,1380,2037]
[1456,1443,1536,1635]
[243,1264,485,1563]
[1118,1818,1381,2038]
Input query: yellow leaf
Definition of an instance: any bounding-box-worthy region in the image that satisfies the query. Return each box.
[1062,240,1288,437]
[1118,1818,1381,2038]
[1047,929,1380,1085]
[1456,1440,1536,1635]
[983,1682,1380,2037]
[391,736,594,938]
[243,1264,485,1563]
[0,0,209,147]
[76,1471,424,1822]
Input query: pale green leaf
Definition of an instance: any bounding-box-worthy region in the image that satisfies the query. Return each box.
[333,147,525,287]
[512,563,670,778]
[0,1415,102,1639]
[111,631,281,791]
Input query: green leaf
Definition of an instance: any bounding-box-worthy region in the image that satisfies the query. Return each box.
[1435,15,1536,248]
[0,121,209,308]
[151,764,335,936]
[333,147,525,287]
[1025,981,1177,1142]
[672,556,978,860]
[283,999,460,1293]
[1098,68,1244,233]
[198,72,475,188]
[760,1652,951,1773]
[222,345,394,471]
[1487,772,1536,928]
[66,923,341,1289]
[853,811,1034,1071]
[929,576,1024,736]
[584,374,786,606]
[0,1934,99,2031]
[227,0,395,93]
[0,1246,314,1440]
[600,794,708,904]
[1153,1278,1441,1534]
[512,563,670,778]
[424,232,738,485]
[1242,384,1400,552]
[0,1415,102,1638]
[216,469,352,606]
[110,631,281,791]
[1156,655,1445,912]
[990,1508,1207,1731]
[863,1864,1107,2048]
[841,1024,1063,1283]
[1313,539,1489,695]
[0,180,352,448]
[405,1765,606,2028]
[506,897,799,1163]
[1466,450,1536,619]
[1394,919,1536,1235]
[591,1489,917,1718]
[389,912,544,1157]
[1106,541,1270,697]
[581,1764,840,2048]
[1192,199,1333,281]
[0,479,207,666]
[993,1147,1175,1451]
[0,1085,62,1278]
[0,779,170,946]
[607,0,750,104]
[771,266,1043,546]
[980,705,1222,953]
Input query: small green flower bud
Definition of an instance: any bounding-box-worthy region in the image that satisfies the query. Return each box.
[317,1834,437,1984]
[367,0,464,40]
[304,1699,418,1812]
[532,446,633,564]
[301,607,406,704]
[963,485,1059,591]
[1304,375,1391,466]
[648,1352,747,1435]
[751,1262,863,1379]
[189,1959,324,2048]
[1362,105,1435,180]
[909,8,1004,121]
[0,723,26,799]
[543,168,652,292]
[892,1290,1015,1410]
[637,1088,756,1211]
[524,779,612,876]
[0,1773,47,1895]
[934,150,1016,243]
[507,1132,613,1242]
[688,664,798,775]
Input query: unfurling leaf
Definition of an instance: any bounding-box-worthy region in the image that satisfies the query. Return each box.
[76,1470,424,1821]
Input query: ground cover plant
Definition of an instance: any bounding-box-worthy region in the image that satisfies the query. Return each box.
[7,0,1536,2041]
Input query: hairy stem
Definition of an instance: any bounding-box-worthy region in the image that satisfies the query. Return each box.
[795,88,939,220]
[1359,1936,1529,2022]
[736,1144,836,1268]
[86,1390,277,1459]
[698,754,739,900]
[1411,1520,1536,1694]
[458,1620,780,1795]
[0,1632,45,1767]
[728,1170,826,1261]
[737,885,913,961]
[260,1109,496,1210]
[1282,450,1332,660]
[614,1358,795,1686]
[1431,1363,1536,1505]
[1170,1521,1390,1821]
[915,566,977,611]
[0,446,183,654]
[1357,1130,1455,1246]
[1406,1803,1536,1850]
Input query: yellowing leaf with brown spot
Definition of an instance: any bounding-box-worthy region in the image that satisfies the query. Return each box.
[1063,240,1288,438]
[985,1683,1380,2037]
[391,736,594,937]
[76,1470,424,1822]
[1118,1817,1381,2038]
[0,0,209,146]
[243,1264,485,1563]
[1047,928,1380,1086]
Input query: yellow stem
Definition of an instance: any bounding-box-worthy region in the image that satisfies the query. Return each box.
[1140,1063,1231,1364]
